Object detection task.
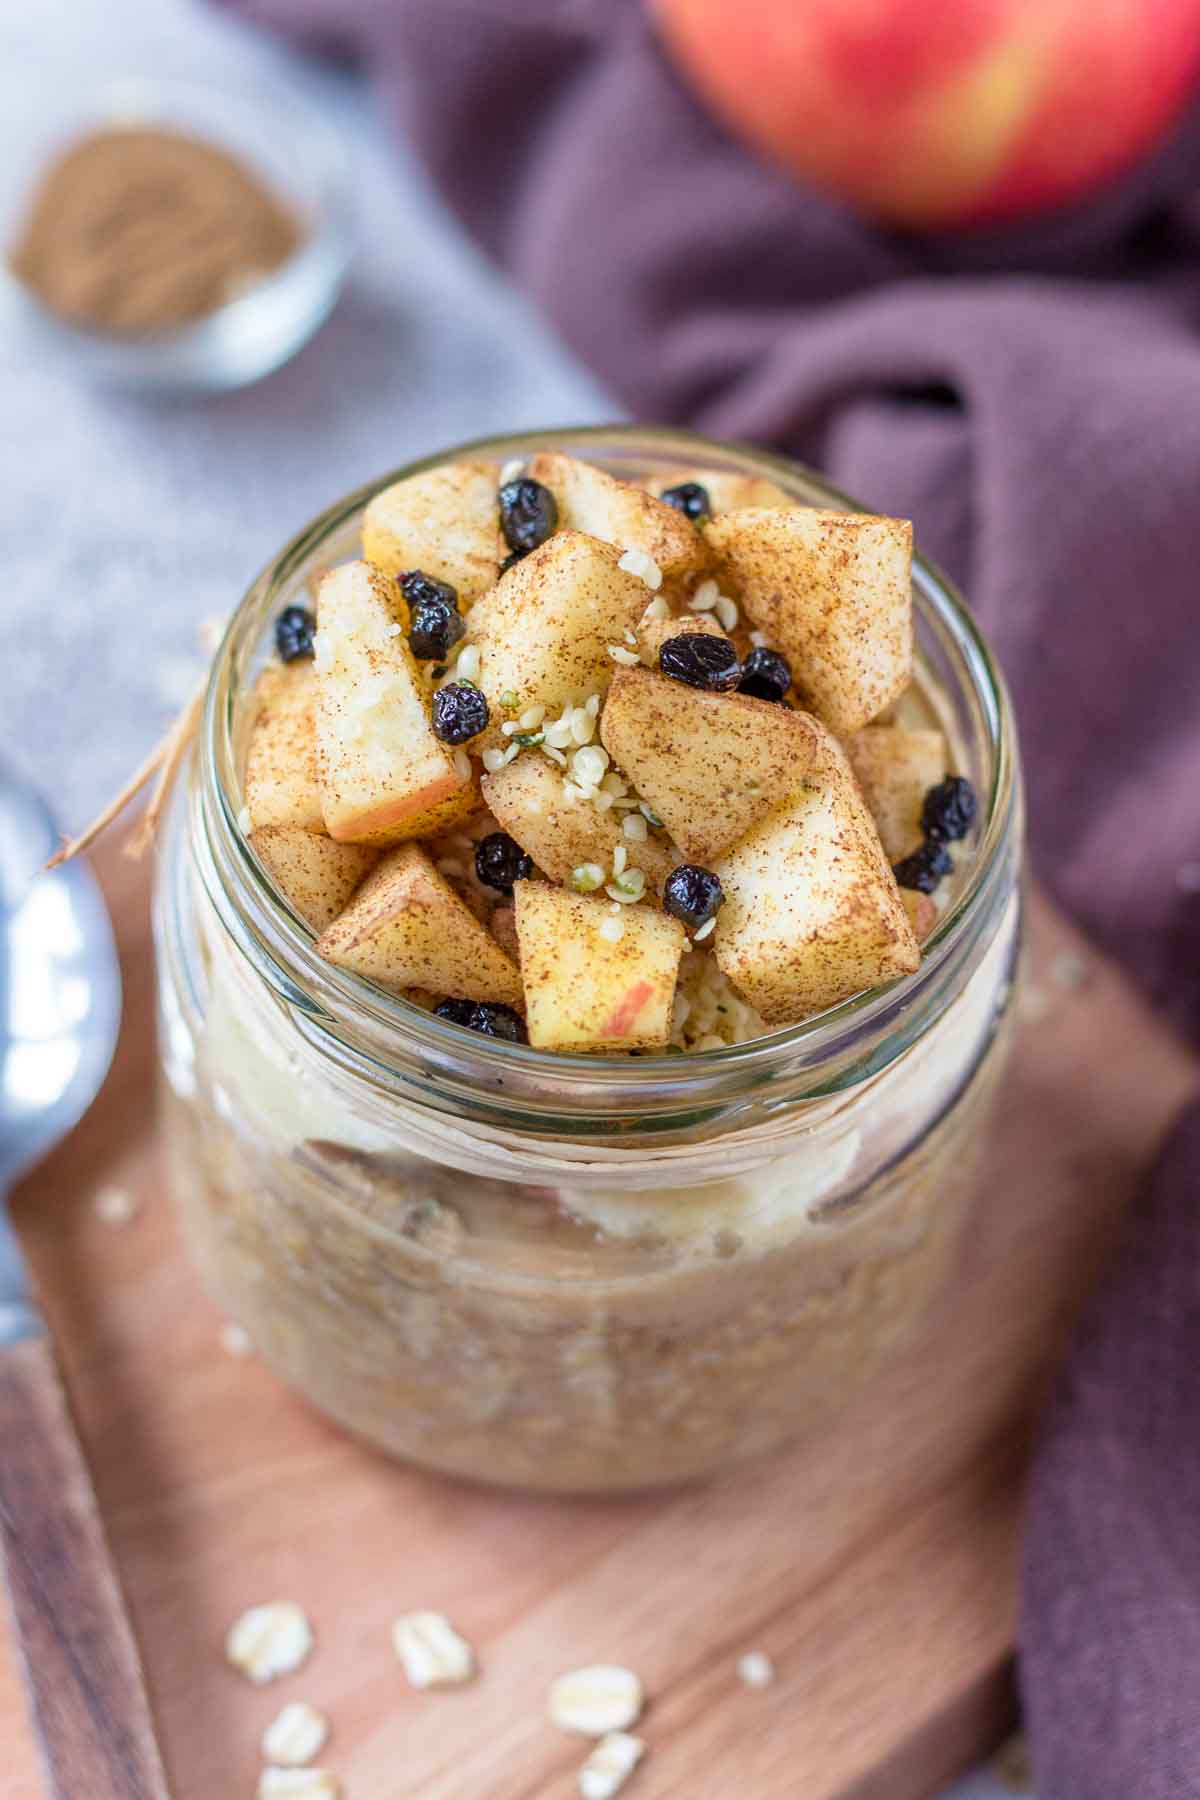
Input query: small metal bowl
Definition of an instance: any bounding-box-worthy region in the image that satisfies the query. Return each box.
[0,67,352,394]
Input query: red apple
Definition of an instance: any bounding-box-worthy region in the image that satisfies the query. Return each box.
[654,0,1200,228]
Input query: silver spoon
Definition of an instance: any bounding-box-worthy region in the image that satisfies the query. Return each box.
[0,767,170,1799]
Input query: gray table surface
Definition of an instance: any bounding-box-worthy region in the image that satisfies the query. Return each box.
[1,3,1030,1794]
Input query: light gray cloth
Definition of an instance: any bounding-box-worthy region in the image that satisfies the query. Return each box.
[0,5,1027,1795]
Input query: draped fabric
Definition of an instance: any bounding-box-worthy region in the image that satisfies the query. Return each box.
[220,4,1200,1790]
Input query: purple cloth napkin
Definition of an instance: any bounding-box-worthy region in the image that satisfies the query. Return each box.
[221,1,1200,1790]
[1022,1099,1200,1796]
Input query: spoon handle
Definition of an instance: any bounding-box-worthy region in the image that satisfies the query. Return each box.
[0,1335,171,1799]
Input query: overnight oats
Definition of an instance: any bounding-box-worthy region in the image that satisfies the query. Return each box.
[154,427,1021,1494]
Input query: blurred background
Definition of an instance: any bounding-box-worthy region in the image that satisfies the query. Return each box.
[0,0,609,830]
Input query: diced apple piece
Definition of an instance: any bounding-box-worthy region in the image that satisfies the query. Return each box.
[315,844,522,1004]
[845,726,946,861]
[527,453,707,583]
[362,460,503,601]
[482,752,677,894]
[636,610,726,664]
[314,562,469,843]
[244,663,323,831]
[901,888,940,943]
[600,667,807,864]
[249,826,377,932]
[347,775,482,850]
[714,715,920,1022]
[515,881,685,1051]
[651,465,796,513]
[470,531,651,727]
[706,507,913,734]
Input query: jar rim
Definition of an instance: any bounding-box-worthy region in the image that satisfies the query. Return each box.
[195,424,1019,1125]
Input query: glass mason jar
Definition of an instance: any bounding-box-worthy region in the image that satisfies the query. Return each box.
[155,427,1022,1495]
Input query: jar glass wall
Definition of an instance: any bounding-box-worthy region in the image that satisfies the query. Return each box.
[154,427,1022,1494]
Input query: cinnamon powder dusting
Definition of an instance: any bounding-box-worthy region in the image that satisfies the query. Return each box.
[10,126,301,335]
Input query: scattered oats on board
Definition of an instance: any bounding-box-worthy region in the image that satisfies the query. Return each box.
[258,1770,341,1798]
[226,1603,314,1684]
[93,1186,137,1226]
[262,1702,329,1768]
[578,1731,645,1799]
[737,1651,775,1689]
[548,1665,644,1736]
[392,1612,475,1688]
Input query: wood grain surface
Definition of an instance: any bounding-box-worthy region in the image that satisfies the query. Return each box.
[0,1336,171,1800]
[0,844,1194,1800]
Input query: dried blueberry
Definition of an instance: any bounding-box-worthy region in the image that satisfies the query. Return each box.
[471,1003,527,1042]
[433,997,477,1029]
[408,601,465,662]
[434,999,527,1043]
[663,864,725,928]
[659,481,711,522]
[432,681,489,745]
[274,604,316,663]
[659,633,741,692]
[499,477,558,557]
[893,840,953,894]
[399,569,460,613]
[738,646,792,703]
[921,775,977,843]
[474,831,533,894]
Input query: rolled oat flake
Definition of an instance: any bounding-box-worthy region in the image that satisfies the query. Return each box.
[549,1665,644,1735]
[392,1611,476,1688]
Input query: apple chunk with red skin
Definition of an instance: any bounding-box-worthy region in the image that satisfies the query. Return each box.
[249,826,377,933]
[600,666,810,864]
[714,713,920,1023]
[468,530,653,738]
[244,663,324,832]
[845,724,947,861]
[654,0,1200,229]
[316,844,523,1004]
[526,452,708,585]
[514,881,686,1051]
[482,753,678,897]
[362,460,503,603]
[313,561,472,844]
[706,506,912,735]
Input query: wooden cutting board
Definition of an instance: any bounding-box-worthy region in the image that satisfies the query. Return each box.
[0,843,1195,1800]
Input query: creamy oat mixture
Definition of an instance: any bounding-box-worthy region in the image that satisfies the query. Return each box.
[156,441,1015,1494]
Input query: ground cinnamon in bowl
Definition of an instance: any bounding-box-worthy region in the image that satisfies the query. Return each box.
[10,126,301,336]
